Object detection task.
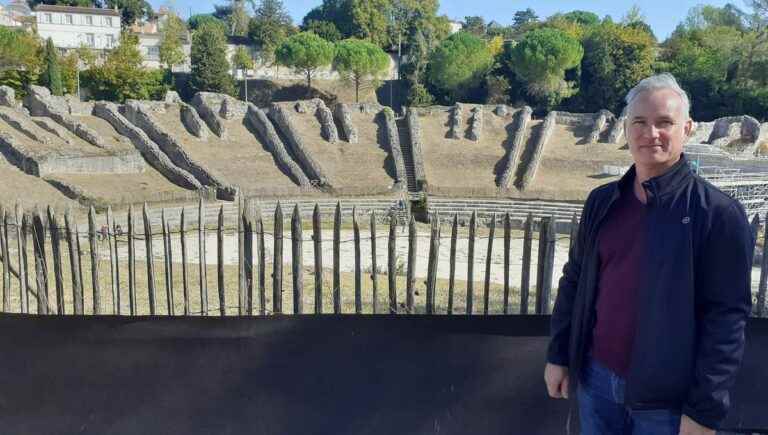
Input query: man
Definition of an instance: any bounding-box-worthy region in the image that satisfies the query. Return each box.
[544,73,754,435]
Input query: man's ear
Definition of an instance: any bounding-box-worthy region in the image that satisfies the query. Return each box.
[684,119,694,138]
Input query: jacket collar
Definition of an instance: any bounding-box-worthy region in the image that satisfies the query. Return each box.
[616,154,692,202]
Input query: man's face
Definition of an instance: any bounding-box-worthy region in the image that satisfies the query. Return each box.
[625,88,692,171]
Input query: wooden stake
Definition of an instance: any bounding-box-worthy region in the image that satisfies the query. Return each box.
[312,204,322,314]
[291,204,303,314]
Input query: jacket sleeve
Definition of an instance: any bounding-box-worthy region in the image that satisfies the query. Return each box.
[546,193,592,366]
[683,201,754,429]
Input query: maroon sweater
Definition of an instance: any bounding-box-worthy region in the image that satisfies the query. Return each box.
[591,184,647,378]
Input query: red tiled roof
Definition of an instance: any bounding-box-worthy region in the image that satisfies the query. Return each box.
[34,4,121,17]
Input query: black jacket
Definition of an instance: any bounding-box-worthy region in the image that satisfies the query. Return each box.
[547,155,754,429]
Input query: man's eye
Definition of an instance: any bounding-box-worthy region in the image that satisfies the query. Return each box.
[658,120,673,127]
[633,120,645,125]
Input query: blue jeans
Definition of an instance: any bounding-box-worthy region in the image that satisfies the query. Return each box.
[578,358,682,435]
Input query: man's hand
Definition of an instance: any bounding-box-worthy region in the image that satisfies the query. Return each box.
[544,363,570,399]
[679,414,715,435]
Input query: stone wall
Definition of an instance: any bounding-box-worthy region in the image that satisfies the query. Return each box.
[607,108,627,144]
[0,107,54,146]
[0,86,23,111]
[407,108,427,187]
[315,100,339,143]
[93,102,203,191]
[334,104,358,143]
[268,103,330,187]
[380,108,407,185]
[554,111,596,126]
[0,131,41,175]
[23,85,105,149]
[180,103,209,139]
[190,92,229,139]
[449,104,463,139]
[518,110,557,190]
[688,121,714,145]
[499,106,532,189]
[468,106,483,142]
[587,110,613,143]
[122,101,235,199]
[245,103,311,188]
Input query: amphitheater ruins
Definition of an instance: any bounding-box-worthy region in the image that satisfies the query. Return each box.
[0,84,767,229]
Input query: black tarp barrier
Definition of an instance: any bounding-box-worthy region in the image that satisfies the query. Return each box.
[0,314,766,434]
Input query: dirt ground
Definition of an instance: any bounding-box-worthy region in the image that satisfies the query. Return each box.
[149,105,303,195]
[289,109,397,195]
[0,157,77,211]
[420,106,517,193]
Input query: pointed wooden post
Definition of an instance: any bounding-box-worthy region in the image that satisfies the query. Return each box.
[256,204,266,315]
[426,213,440,314]
[198,198,208,316]
[273,202,283,314]
[568,213,579,254]
[217,205,225,316]
[47,207,64,315]
[180,208,190,315]
[162,209,174,315]
[756,211,768,317]
[291,204,303,314]
[541,217,557,314]
[238,194,245,316]
[503,212,511,315]
[333,202,341,314]
[466,211,476,315]
[448,213,458,315]
[65,209,83,315]
[352,207,362,314]
[387,211,397,314]
[370,210,378,314]
[483,214,496,315]
[312,204,323,314]
[521,213,533,315]
[89,206,101,315]
[32,210,48,315]
[106,207,119,314]
[15,205,28,314]
[1,208,10,313]
[128,206,136,315]
[243,200,254,315]
[406,215,416,314]
[142,203,156,315]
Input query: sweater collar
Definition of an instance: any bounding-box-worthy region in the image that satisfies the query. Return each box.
[617,154,692,201]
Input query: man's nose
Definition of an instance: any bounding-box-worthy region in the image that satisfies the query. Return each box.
[646,124,660,139]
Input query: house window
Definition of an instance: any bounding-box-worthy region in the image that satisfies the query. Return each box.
[106,35,115,48]
[85,15,92,25]
[65,14,73,24]
[105,17,112,27]
[148,46,159,59]
[43,13,52,23]
[86,33,95,48]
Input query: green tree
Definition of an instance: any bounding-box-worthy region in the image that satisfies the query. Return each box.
[0,26,40,72]
[232,45,254,99]
[349,0,391,47]
[60,51,79,95]
[41,38,64,96]
[578,22,655,112]
[463,16,486,37]
[507,27,583,107]
[513,8,538,28]
[188,14,228,33]
[85,32,167,101]
[560,10,600,26]
[275,31,336,91]
[191,21,236,95]
[159,11,187,82]
[334,38,390,101]
[303,19,342,42]
[248,0,294,66]
[302,0,356,38]
[426,31,493,103]
[215,0,250,36]
[106,0,154,26]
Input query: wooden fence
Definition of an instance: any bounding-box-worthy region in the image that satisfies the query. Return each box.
[0,199,765,318]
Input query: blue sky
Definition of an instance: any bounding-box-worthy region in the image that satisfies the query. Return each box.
[152,0,740,40]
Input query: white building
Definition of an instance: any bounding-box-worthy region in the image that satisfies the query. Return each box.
[0,0,32,28]
[34,4,121,51]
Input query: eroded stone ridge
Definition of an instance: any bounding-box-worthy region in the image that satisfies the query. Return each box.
[0,107,53,146]
[449,104,463,139]
[269,103,330,187]
[32,117,74,145]
[220,96,247,120]
[608,108,627,144]
[0,130,41,175]
[499,106,532,189]
[0,86,22,110]
[93,102,202,190]
[469,106,483,142]
[245,103,311,187]
[24,85,105,148]
[190,92,229,139]
[334,103,358,143]
[519,110,557,190]
[588,110,614,143]
[180,103,209,139]
[494,105,509,117]
[381,107,406,185]
[315,100,339,143]
[406,107,427,187]
[555,111,596,126]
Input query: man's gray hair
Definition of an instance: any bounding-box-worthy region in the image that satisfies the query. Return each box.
[625,73,691,119]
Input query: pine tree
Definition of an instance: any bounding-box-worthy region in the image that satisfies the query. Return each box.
[42,38,63,96]
[190,22,236,95]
